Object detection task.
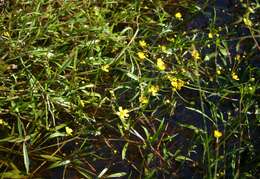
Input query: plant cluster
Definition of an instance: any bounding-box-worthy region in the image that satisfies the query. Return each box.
[0,0,259,178]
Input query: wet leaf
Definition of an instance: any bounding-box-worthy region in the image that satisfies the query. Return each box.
[23,142,30,174]
[106,172,127,178]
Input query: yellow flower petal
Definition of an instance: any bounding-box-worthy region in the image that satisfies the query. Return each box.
[65,127,73,136]
[101,64,110,72]
[191,49,200,60]
[208,32,213,39]
[137,52,146,60]
[139,95,149,104]
[175,12,182,20]
[148,85,159,96]
[231,72,239,81]
[139,40,147,48]
[156,58,166,71]
[214,130,222,138]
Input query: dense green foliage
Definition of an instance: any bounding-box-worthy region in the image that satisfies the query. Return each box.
[0,0,259,178]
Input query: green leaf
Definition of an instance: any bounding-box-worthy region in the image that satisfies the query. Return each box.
[126,72,139,81]
[48,160,71,169]
[106,172,127,178]
[150,119,165,143]
[23,142,30,174]
[175,155,193,162]
[98,168,108,178]
[0,170,26,179]
[49,132,66,139]
[122,143,128,160]
[40,154,61,161]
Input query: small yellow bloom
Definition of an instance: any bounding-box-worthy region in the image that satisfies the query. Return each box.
[175,12,183,20]
[231,72,239,81]
[235,54,241,61]
[65,127,73,136]
[156,58,166,71]
[208,32,213,38]
[139,40,147,48]
[216,69,221,75]
[0,119,3,125]
[169,77,185,91]
[101,64,110,72]
[165,99,171,104]
[80,100,85,107]
[148,85,160,96]
[139,95,149,104]
[137,52,146,60]
[116,106,130,120]
[214,130,222,139]
[191,49,200,60]
[243,17,252,27]
[159,45,168,53]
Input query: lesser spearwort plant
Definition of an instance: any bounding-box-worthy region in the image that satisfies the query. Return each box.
[0,0,259,178]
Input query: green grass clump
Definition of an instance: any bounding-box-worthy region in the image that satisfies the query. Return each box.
[0,0,260,178]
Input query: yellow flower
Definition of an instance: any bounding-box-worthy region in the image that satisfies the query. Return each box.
[65,127,73,136]
[137,52,146,60]
[2,31,10,38]
[169,77,185,91]
[116,106,129,120]
[139,95,149,104]
[101,64,110,72]
[159,45,168,53]
[208,32,213,39]
[243,17,252,27]
[235,54,241,61]
[216,69,221,75]
[214,130,222,139]
[191,49,200,60]
[231,72,239,81]
[175,12,183,20]
[148,85,160,96]
[139,40,147,48]
[156,58,166,71]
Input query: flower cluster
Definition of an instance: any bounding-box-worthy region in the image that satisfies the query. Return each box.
[167,76,185,91]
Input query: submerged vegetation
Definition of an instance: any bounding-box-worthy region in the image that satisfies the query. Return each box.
[0,0,260,178]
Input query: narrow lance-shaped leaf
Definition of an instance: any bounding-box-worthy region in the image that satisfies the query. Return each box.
[23,142,30,174]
